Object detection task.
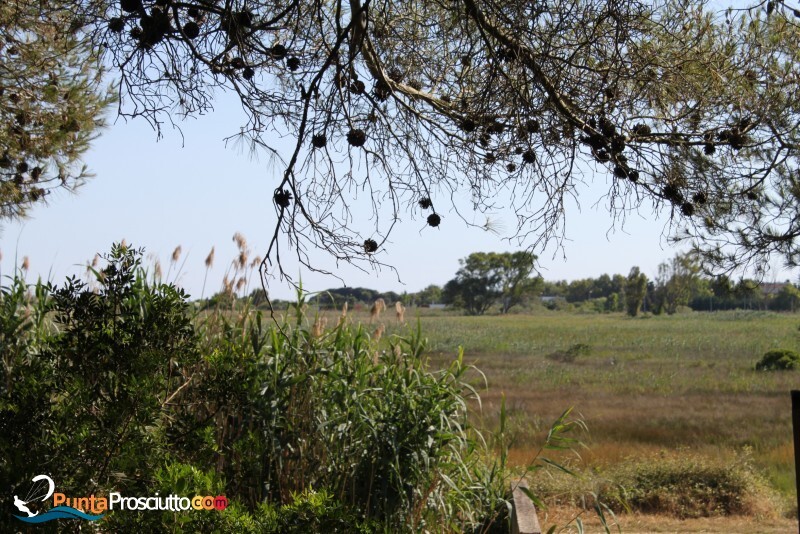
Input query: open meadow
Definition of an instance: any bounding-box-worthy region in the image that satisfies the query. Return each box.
[348,308,800,531]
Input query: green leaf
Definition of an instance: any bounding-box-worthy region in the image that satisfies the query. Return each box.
[519,485,546,511]
[541,457,579,477]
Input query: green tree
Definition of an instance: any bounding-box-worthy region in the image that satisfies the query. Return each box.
[415,284,443,306]
[248,287,268,306]
[566,278,594,303]
[493,251,541,313]
[624,266,648,317]
[593,274,615,298]
[770,284,800,312]
[653,253,707,315]
[735,279,764,310]
[609,274,627,312]
[700,275,761,311]
[71,0,800,275]
[562,274,625,304]
[541,280,568,299]
[710,275,734,301]
[443,251,539,315]
[443,265,500,316]
[605,292,621,313]
[0,1,113,220]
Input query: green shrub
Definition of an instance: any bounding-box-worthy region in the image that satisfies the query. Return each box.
[104,466,375,533]
[546,343,591,363]
[1,245,510,531]
[612,455,777,518]
[531,453,778,520]
[271,488,376,533]
[195,298,506,530]
[1,244,200,526]
[755,349,800,370]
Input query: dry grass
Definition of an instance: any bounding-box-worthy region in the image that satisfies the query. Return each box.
[249,306,800,528]
[541,506,796,533]
[370,298,386,323]
[339,309,800,526]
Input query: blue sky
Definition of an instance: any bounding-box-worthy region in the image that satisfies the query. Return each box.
[0,92,789,300]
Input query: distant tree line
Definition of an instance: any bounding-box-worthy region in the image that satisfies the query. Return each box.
[539,253,800,315]
[201,251,800,316]
[304,252,542,315]
[310,287,403,309]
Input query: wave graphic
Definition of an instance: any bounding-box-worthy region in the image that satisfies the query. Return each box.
[14,505,105,523]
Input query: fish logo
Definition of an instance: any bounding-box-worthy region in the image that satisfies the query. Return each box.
[13,475,104,524]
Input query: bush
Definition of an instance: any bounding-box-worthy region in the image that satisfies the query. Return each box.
[612,455,777,518]
[530,452,779,520]
[105,467,375,534]
[546,343,591,363]
[755,349,800,370]
[1,244,200,525]
[195,297,506,530]
[1,245,509,531]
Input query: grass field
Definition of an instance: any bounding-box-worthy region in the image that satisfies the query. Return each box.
[333,307,800,531]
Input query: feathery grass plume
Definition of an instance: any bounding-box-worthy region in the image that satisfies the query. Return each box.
[236,276,246,293]
[201,246,215,300]
[85,255,98,288]
[393,344,402,358]
[311,316,328,338]
[154,260,162,281]
[238,250,248,269]
[250,256,261,270]
[395,301,406,323]
[166,244,183,283]
[373,323,385,343]
[120,239,128,249]
[222,275,233,296]
[337,301,349,327]
[371,323,386,365]
[370,298,386,323]
[232,232,247,250]
[21,256,29,271]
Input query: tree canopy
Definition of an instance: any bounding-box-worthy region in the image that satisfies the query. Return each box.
[624,266,648,316]
[0,1,113,220]
[652,253,707,314]
[12,0,800,279]
[443,251,539,314]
